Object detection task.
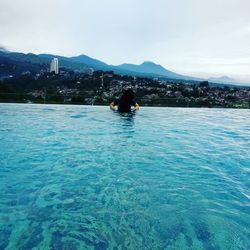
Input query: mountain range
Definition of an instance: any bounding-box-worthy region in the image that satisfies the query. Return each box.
[0,48,246,85]
[37,53,194,80]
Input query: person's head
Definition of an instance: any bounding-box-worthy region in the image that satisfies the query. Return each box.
[120,89,135,104]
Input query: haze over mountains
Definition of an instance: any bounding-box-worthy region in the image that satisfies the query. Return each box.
[208,76,237,84]
[0,49,247,86]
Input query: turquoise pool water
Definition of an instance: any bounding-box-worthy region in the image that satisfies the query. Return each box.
[0,104,249,249]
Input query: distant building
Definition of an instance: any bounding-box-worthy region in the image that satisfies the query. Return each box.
[50,58,59,74]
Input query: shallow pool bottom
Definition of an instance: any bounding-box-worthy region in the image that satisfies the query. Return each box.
[0,104,249,249]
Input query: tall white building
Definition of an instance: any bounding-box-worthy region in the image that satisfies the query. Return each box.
[50,58,59,74]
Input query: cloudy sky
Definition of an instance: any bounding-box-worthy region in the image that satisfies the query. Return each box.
[1,0,250,83]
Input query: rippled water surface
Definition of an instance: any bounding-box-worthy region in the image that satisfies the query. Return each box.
[0,104,250,249]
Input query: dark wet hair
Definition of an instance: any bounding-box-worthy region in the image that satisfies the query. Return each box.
[119,89,135,105]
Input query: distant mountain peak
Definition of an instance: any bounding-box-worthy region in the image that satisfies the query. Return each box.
[141,61,156,65]
[140,61,166,70]
[208,76,236,83]
[75,54,92,59]
[68,54,108,68]
[219,76,236,81]
[115,60,194,80]
[0,46,9,53]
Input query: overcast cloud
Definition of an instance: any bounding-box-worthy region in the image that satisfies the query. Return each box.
[0,0,250,82]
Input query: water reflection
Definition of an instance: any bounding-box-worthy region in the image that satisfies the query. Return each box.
[118,111,135,125]
[114,111,136,138]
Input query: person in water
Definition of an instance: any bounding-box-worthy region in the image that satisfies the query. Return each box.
[110,89,139,112]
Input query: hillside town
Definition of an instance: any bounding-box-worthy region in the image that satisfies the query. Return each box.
[0,59,249,108]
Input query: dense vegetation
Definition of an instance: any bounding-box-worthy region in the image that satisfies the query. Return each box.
[0,67,249,108]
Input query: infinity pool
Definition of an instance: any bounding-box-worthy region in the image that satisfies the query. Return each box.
[0,104,249,249]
